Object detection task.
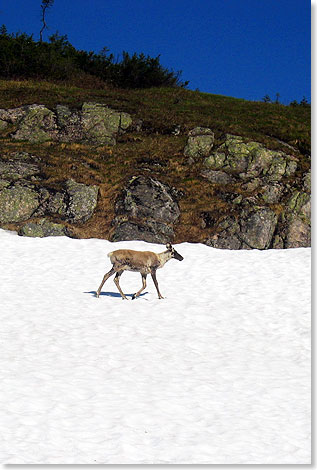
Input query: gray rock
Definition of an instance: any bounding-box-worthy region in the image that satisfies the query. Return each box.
[81,102,132,146]
[206,233,242,250]
[112,220,174,244]
[205,207,278,250]
[303,171,311,193]
[64,179,99,223]
[0,159,40,181]
[0,106,27,123]
[239,208,278,249]
[184,127,215,159]
[19,218,67,237]
[201,169,234,184]
[115,176,180,223]
[287,190,310,220]
[46,191,67,217]
[56,105,83,142]
[205,134,298,182]
[5,102,132,146]
[283,190,311,248]
[56,105,73,128]
[0,120,8,131]
[11,105,58,143]
[261,184,283,203]
[285,216,311,248]
[112,175,180,243]
[0,184,39,223]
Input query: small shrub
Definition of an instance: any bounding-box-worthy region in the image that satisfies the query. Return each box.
[0,26,187,89]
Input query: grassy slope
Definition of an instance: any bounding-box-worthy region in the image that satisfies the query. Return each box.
[0,79,311,242]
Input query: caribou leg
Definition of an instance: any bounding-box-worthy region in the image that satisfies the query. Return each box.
[96,267,115,297]
[132,273,147,300]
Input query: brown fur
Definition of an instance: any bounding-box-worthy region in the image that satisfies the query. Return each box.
[96,244,183,300]
[108,249,160,274]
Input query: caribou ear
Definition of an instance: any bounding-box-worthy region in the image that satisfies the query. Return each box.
[166,242,172,250]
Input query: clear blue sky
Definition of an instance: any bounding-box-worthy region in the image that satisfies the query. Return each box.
[1,0,311,103]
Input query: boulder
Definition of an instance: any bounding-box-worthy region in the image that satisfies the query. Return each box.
[283,190,311,248]
[11,105,58,143]
[56,105,83,142]
[285,216,311,248]
[112,175,180,243]
[81,102,132,145]
[46,191,67,217]
[0,106,27,123]
[239,207,278,249]
[207,233,243,250]
[3,102,132,146]
[112,220,174,244]
[206,207,278,250]
[0,184,39,223]
[204,134,297,181]
[64,179,99,223]
[201,169,234,184]
[0,150,99,229]
[19,218,67,237]
[287,190,310,219]
[184,127,215,159]
[0,159,40,181]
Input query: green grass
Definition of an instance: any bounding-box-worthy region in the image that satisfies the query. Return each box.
[0,79,310,153]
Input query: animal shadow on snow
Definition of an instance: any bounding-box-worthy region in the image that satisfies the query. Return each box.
[85,290,148,299]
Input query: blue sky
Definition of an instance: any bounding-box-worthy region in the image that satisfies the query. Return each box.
[0,0,311,103]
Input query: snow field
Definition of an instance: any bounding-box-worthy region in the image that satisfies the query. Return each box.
[0,229,311,463]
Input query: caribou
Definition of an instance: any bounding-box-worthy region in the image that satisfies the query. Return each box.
[96,243,183,300]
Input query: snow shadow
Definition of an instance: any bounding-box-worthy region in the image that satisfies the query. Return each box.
[85,290,148,299]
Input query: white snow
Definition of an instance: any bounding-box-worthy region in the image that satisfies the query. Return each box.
[0,228,311,464]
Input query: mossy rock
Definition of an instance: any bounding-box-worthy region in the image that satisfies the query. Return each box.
[12,105,57,143]
[19,218,67,237]
[0,159,40,181]
[0,185,39,223]
[81,102,132,145]
[184,127,215,159]
[0,119,8,131]
[205,134,297,181]
[287,190,310,219]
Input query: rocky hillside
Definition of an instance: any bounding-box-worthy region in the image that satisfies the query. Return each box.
[0,80,311,249]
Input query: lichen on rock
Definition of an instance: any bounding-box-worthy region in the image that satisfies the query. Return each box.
[204,134,297,182]
[184,127,215,159]
[0,184,39,223]
[64,178,99,223]
[11,105,58,143]
[2,102,132,146]
[19,218,67,237]
[81,102,132,145]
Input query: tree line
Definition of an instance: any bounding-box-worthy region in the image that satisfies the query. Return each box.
[0,25,188,89]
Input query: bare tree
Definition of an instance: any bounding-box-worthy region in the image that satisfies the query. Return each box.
[39,0,54,42]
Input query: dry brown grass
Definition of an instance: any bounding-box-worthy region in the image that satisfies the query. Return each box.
[0,79,310,242]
